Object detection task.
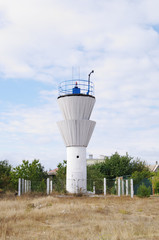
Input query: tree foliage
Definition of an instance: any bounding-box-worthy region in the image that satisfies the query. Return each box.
[87,163,105,180]
[87,164,105,193]
[151,171,159,194]
[0,160,12,190]
[0,159,48,191]
[11,159,47,180]
[11,159,48,191]
[131,170,152,185]
[137,183,151,198]
[54,160,67,192]
[87,152,150,180]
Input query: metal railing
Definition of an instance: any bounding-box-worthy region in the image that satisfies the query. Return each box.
[58,79,95,97]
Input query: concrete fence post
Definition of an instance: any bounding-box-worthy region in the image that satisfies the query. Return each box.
[26,180,28,192]
[47,178,50,195]
[50,180,53,193]
[29,180,31,192]
[130,179,134,198]
[122,179,124,195]
[25,180,27,193]
[22,178,25,194]
[104,178,106,196]
[18,178,21,196]
[126,179,129,196]
[27,180,29,192]
[93,182,95,194]
[126,179,128,196]
[118,178,120,197]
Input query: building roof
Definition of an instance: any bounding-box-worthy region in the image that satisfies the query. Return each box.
[48,168,59,176]
[147,162,159,172]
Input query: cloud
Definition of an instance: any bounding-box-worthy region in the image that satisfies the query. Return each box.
[0,100,65,169]
[0,0,159,168]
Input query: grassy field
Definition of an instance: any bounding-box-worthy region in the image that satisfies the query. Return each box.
[0,194,159,240]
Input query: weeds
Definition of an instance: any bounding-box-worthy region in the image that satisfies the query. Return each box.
[0,195,159,239]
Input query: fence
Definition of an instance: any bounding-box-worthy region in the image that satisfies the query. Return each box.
[87,177,134,197]
[18,178,31,196]
[18,177,134,197]
[18,178,48,196]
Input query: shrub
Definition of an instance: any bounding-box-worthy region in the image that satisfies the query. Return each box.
[155,182,159,194]
[110,186,117,195]
[151,172,159,194]
[137,183,151,198]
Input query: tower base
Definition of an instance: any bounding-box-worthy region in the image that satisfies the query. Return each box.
[66,146,87,194]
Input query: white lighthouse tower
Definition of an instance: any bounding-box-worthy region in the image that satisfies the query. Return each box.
[57,71,96,193]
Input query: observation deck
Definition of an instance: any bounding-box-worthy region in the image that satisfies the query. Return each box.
[58,79,95,98]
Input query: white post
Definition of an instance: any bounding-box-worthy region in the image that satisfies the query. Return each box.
[25,180,27,193]
[50,180,53,193]
[26,180,29,192]
[18,178,21,196]
[126,180,128,196]
[104,178,106,196]
[114,180,117,194]
[130,179,134,198]
[22,178,25,194]
[122,179,124,195]
[118,178,120,197]
[93,182,95,194]
[29,180,31,192]
[47,178,50,195]
[26,180,28,192]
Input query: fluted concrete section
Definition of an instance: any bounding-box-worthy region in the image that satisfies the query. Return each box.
[58,95,95,120]
[57,119,96,147]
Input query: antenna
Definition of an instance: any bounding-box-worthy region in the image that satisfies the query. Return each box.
[79,67,80,80]
[72,66,81,80]
[72,66,73,80]
[87,70,94,95]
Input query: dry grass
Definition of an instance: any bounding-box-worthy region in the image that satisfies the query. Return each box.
[0,194,159,240]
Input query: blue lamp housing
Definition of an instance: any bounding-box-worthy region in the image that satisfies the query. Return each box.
[72,82,81,94]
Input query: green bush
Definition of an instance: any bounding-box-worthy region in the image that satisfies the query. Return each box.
[155,182,159,194]
[110,186,117,195]
[151,172,159,194]
[137,183,151,198]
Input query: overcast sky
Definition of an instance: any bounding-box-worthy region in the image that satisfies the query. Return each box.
[0,0,159,171]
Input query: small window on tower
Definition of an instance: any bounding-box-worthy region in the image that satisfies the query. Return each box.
[76,155,79,158]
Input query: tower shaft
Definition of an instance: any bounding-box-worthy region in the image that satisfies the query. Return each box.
[67,146,86,193]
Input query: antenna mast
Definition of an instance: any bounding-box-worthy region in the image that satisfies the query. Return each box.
[87,70,94,95]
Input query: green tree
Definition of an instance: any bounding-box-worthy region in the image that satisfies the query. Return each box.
[99,152,149,179]
[11,159,48,192]
[151,171,159,194]
[54,160,66,192]
[131,169,152,185]
[137,183,151,198]
[87,163,105,192]
[87,163,105,180]
[0,160,12,191]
